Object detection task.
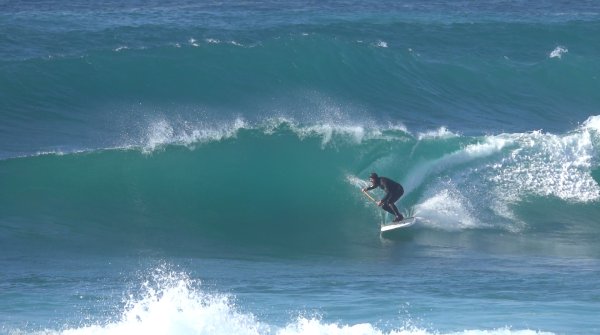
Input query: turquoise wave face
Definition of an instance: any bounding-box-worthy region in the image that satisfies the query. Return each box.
[1,120,599,256]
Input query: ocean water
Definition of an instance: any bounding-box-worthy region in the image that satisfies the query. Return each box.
[1,1,600,334]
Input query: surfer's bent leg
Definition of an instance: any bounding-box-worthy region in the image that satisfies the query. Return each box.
[381,203,396,216]
[388,189,404,221]
[390,203,402,220]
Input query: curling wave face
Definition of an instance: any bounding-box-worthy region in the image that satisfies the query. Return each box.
[1,117,598,255]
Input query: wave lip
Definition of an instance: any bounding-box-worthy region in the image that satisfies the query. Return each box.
[137,117,250,153]
[122,117,411,154]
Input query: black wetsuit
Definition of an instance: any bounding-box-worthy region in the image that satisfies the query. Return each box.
[366,177,404,219]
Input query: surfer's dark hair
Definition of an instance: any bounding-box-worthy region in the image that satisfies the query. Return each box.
[369,172,379,180]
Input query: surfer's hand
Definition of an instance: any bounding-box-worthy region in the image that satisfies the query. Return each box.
[362,188,367,192]
[377,201,383,207]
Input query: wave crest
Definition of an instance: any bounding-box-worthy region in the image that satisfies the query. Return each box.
[11,266,556,335]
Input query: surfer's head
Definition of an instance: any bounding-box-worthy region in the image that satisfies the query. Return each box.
[369,172,379,184]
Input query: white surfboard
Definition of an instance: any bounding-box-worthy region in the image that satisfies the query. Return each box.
[380,217,416,237]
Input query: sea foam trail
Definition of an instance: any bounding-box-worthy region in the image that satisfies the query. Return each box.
[7,268,555,335]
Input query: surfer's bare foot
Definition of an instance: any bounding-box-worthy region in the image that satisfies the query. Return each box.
[393,215,403,222]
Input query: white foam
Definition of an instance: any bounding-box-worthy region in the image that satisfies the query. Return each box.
[203,38,242,46]
[581,114,600,132]
[346,174,371,191]
[259,118,406,147]
[144,119,175,152]
[14,268,555,335]
[417,127,459,140]
[141,118,248,153]
[292,121,409,147]
[488,127,600,202]
[376,40,388,48]
[489,200,526,233]
[405,119,600,230]
[549,46,568,59]
[188,38,199,47]
[133,116,408,154]
[404,136,512,194]
[415,189,484,230]
[385,122,410,134]
[297,124,368,146]
[411,119,600,228]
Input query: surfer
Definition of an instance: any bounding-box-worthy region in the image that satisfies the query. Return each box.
[362,172,404,222]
